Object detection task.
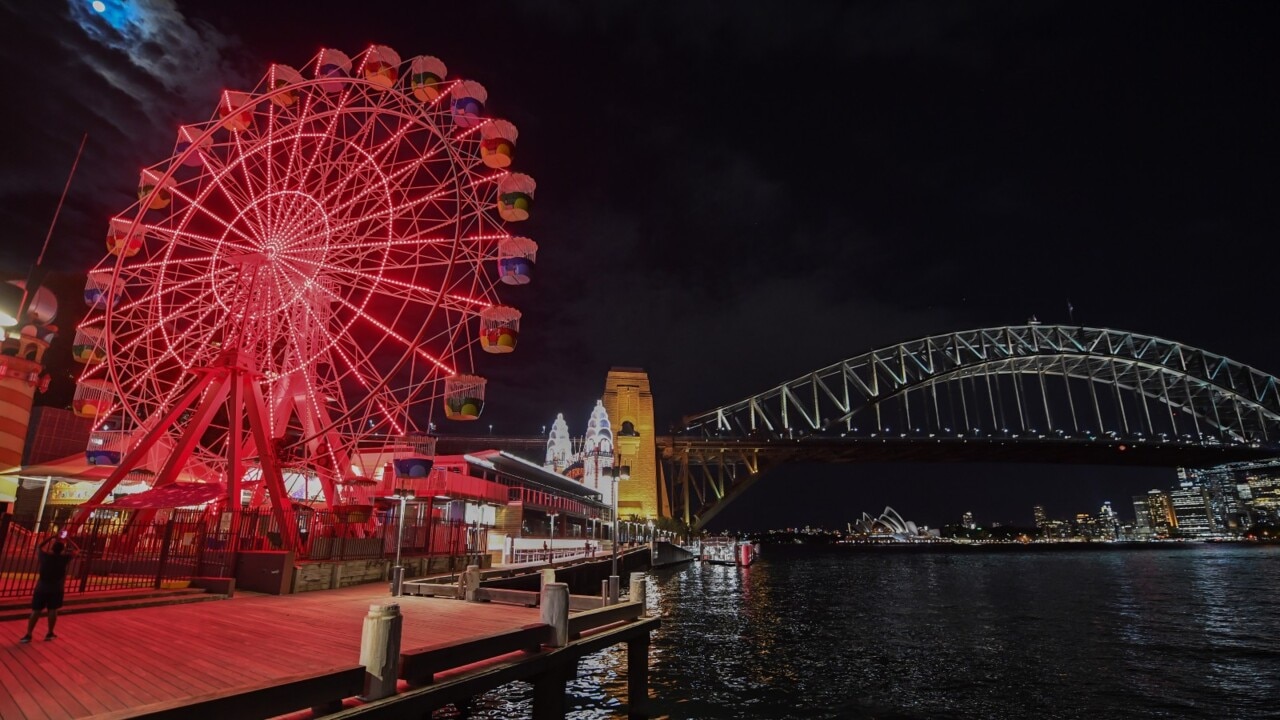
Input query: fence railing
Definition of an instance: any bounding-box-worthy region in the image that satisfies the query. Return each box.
[0,508,490,599]
[510,546,595,564]
[0,513,206,599]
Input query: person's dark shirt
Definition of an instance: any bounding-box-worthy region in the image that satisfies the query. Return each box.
[37,550,73,588]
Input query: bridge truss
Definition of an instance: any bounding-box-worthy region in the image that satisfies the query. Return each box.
[665,325,1280,529]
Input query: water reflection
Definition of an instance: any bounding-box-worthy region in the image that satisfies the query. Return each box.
[443,544,1280,719]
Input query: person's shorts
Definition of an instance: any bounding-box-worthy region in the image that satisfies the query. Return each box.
[31,585,65,611]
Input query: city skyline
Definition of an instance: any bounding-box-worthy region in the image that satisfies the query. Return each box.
[2,3,1279,529]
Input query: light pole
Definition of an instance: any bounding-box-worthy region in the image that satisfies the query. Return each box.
[388,487,415,596]
[609,460,630,577]
[548,511,559,561]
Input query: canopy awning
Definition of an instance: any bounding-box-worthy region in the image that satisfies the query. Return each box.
[94,482,225,510]
[0,452,216,484]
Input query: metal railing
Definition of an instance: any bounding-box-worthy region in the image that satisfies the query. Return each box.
[0,508,490,599]
[0,513,206,598]
[509,546,598,564]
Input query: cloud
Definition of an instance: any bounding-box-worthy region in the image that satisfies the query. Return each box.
[67,0,243,105]
[0,1,253,273]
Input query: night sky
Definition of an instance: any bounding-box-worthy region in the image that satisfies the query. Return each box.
[1,1,1278,530]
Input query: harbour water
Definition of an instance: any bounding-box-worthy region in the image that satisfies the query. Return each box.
[460,543,1280,719]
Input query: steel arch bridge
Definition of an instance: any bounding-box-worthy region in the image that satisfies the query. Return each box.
[663,325,1280,530]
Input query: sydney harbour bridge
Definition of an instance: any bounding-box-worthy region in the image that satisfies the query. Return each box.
[662,325,1280,530]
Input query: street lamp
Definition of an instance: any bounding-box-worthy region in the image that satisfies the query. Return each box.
[609,460,630,577]
[548,511,559,561]
[387,487,415,596]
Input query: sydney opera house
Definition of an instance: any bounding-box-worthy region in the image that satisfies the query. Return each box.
[849,507,938,542]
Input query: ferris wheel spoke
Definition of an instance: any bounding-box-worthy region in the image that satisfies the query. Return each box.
[143,226,258,257]
[227,131,275,239]
[108,292,226,368]
[106,312,223,423]
[168,182,262,248]
[299,125,462,237]
[260,104,289,237]
[284,281,409,436]
[320,179,482,241]
[109,271,217,316]
[323,208,501,263]
[307,277,456,375]
[329,337,408,434]
[298,257,493,315]
[283,87,388,225]
[190,149,269,231]
[292,156,437,242]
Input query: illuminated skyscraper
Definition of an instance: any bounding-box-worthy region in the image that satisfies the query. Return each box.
[1146,489,1175,537]
[1032,505,1047,529]
[1097,501,1119,540]
[1169,482,1215,537]
[1180,466,1247,533]
[961,511,975,529]
[1075,512,1097,538]
[1132,495,1154,538]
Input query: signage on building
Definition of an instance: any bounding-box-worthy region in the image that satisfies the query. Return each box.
[49,481,102,504]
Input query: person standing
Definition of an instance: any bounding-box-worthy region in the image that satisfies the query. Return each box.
[19,533,78,643]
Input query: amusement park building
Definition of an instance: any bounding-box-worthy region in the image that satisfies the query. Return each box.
[3,424,616,565]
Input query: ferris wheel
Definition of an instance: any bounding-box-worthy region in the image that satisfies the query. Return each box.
[70,45,539,535]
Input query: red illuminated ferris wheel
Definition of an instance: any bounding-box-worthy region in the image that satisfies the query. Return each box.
[70,45,539,537]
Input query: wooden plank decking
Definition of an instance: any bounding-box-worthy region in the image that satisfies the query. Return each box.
[0,585,542,719]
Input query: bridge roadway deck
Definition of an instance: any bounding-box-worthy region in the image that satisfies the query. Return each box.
[0,584,542,719]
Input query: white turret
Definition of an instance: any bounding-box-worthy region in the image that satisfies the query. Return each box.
[544,412,572,472]
[581,400,614,503]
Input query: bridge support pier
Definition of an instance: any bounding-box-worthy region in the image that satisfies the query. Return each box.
[531,663,569,720]
[627,633,651,719]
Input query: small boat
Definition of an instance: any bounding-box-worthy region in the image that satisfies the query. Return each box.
[701,537,757,567]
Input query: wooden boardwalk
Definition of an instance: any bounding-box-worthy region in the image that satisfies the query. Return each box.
[0,585,542,719]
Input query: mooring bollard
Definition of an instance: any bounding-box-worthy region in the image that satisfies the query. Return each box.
[464,565,481,601]
[601,578,610,606]
[608,574,620,605]
[359,603,402,701]
[540,567,556,591]
[629,571,647,615]
[540,582,569,647]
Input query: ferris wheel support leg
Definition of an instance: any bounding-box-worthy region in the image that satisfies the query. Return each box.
[225,371,245,558]
[152,371,234,489]
[125,368,234,535]
[243,374,300,551]
[69,369,221,529]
